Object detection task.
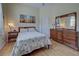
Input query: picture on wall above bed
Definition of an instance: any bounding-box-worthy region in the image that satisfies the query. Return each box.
[20,14,36,23]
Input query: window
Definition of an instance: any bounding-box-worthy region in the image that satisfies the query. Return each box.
[70,16,75,27]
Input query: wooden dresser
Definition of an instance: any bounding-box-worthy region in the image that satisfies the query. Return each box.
[50,29,79,50]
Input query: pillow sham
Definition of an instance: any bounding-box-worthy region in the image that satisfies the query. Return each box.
[20,28,29,32]
[28,28,36,32]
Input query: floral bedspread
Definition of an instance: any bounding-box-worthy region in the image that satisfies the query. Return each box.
[11,32,52,56]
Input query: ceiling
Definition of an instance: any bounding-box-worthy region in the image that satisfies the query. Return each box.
[25,3,79,8]
[26,3,54,8]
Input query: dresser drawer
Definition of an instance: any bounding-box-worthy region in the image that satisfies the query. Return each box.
[63,30,76,40]
[57,32,63,39]
[64,41,78,50]
[63,30,76,36]
[63,33,76,37]
[63,38,76,45]
[63,35,76,40]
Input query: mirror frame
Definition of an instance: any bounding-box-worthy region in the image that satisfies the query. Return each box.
[55,12,77,31]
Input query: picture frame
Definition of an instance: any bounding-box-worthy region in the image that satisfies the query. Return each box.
[20,14,35,23]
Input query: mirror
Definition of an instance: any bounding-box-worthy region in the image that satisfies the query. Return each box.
[55,12,76,30]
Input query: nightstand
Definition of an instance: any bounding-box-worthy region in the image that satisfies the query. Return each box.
[8,31,19,42]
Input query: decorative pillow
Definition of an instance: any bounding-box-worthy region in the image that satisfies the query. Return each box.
[20,28,29,32]
[28,28,36,32]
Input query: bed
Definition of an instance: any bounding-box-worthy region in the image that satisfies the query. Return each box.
[11,27,52,56]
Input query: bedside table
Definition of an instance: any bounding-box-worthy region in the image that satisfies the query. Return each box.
[8,31,19,42]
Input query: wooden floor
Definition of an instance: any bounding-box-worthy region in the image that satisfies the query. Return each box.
[0,40,79,56]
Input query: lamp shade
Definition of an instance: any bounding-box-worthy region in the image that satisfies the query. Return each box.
[8,23,15,27]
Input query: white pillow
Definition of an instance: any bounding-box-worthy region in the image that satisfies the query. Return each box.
[28,28,36,32]
[20,29,29,32]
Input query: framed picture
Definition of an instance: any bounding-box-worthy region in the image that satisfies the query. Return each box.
[20,14,35,23]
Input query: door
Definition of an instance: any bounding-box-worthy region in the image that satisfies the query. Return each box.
[40,16,50,38]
